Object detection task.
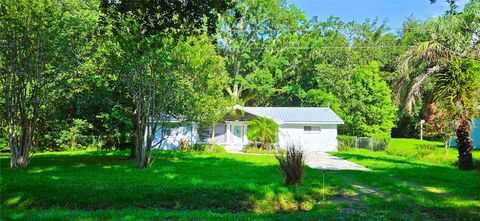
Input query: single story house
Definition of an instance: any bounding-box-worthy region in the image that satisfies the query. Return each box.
[149,105,344,152]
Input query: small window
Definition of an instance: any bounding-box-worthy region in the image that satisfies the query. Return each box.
[304,125,321,133]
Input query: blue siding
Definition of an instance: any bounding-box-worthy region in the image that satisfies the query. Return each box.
[450,118,479,149]
[472,118,479,148]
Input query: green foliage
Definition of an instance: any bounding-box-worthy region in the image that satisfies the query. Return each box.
[337,135,356,152]
[343,62,398,138]
[190,144,226,153]
[191,144,209,152]
[243,145,286,154]
[433,58,480,117]
[246,117,279,149]
[415,144,436,157]
[217,0,306,103]
[0,0,100,166]
[100,0,232,36]
[55,119,93,151]
[210,144,227,153]
[95,105,134,149]
[396,4,480,169]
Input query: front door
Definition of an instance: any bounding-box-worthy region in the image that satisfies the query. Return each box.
[231,124,244,150]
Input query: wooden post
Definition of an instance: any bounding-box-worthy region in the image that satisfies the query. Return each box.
[322,170,326,201]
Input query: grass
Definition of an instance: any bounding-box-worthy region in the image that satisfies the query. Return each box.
[1,140,480,220]
[385,138,480,166]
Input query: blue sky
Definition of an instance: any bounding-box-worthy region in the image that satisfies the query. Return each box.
[287,0,469,29]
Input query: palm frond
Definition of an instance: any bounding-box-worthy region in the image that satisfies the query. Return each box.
[397,41,452,77]
[396,39,454,114]
[433,58,480,115]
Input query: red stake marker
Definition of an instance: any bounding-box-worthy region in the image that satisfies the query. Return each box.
[322,170,326,201]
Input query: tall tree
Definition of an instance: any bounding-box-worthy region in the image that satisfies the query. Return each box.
[397,0,480,169]
[100,12,227,168]
[100,0,232,36]
[216,0,306,104]
[0,0,99,168]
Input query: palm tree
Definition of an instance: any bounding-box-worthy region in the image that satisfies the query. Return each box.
[247,117,279,149]
[396,12,480,170]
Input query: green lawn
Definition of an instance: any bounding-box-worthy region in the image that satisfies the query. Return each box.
[385,138,480,166]
[1,140,479,220]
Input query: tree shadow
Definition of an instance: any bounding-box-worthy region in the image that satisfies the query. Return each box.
[1,150,479,219]
[0,151,284,213]
[328,153,480,220]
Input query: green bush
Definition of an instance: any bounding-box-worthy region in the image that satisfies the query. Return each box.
[191,144,209,151]
[209,144,226,153]
[190,143,225,152]
[372,137,390,151]
[55,119,93,150]
[337,135,355,151]
[77,136,107,149]
[247,117,279,149]
[0,128,8,152]
[244,145,286,154]
[415,144,436,157]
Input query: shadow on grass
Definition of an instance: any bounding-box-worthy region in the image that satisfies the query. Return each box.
[1,150,479,220]
[331,152,480,219]
[0,151,285,213]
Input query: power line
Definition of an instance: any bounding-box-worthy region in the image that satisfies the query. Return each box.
[226,45,415,50]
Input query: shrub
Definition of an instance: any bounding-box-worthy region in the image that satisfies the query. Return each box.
[190,143,226,152]
[55,119,93,150]
[337,135,355,151]
[76,135,106,149]
[180,140,190,151]
[209,144,226,153]
[415,144,436,157]
[247,117,279,149]
[191,144,209,151]
[244,145,286,154]
[0,126,8,152]
[372,137,390,151]
[276,142,304,186]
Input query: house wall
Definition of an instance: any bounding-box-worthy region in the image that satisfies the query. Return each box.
[150,121,341,152]
[277,124,338,152]
[150,123,197,150]
[450,118,480,149]
[473,118,480,149]
[198,123,227,144]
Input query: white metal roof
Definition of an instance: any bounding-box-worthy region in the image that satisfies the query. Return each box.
[233,105,344,124]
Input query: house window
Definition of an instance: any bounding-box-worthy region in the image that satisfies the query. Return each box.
[304,125,321,133]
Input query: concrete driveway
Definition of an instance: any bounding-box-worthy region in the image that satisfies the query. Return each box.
[304,151,370,171]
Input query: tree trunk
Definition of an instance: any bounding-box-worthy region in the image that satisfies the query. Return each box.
[456,116,473,170]
[134,112,147,169]
[9,124,33,168]
[443,137,450,152]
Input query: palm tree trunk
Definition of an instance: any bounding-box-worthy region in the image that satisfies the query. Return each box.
[456,116,473,170]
